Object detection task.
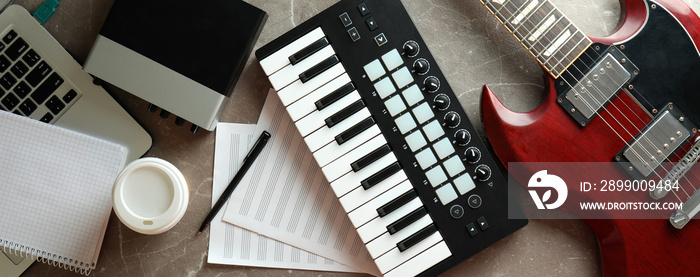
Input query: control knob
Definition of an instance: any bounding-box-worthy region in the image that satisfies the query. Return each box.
[434,94,450,110]
[413,58,430,75]
[454,129,471,146]
[424,76,440,92]
[403,40,420,57]
[465,147,481,164]
[444,111,461,128]
[475,165,492,181]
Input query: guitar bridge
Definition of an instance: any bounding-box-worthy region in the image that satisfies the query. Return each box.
[556,44,639,126]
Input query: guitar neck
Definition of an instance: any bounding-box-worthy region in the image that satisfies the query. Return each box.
[480,0,593,78]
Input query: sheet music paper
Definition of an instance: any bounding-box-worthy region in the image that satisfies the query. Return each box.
[209,123,358,273]
[0,111,126,275]
[221,91,380,276]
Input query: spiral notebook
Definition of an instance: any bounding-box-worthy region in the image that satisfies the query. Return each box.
[0,111,127,275]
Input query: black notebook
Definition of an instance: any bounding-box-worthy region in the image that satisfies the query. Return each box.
[84,0,267,131]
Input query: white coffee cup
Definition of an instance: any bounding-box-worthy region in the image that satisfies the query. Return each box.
[112,157,189,234]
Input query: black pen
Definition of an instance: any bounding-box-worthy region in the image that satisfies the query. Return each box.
[198,130,271,234]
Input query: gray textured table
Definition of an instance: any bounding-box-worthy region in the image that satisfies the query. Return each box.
[17,0,695,276]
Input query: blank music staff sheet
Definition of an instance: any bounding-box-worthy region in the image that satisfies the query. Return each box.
[221,90,381,275]
[211,123,358,272]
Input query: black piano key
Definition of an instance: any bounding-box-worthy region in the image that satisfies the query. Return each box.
[315,82,354,110]
[325,100,365,128]
[336,117,374,145]
[361,162,401,190]
[352,145,391,172]
[397,224,438,252]
[377,190,417,217]
[30,72,63,104]
[387,207,428,234]
[299,55,339,83]
[289,37,329,65]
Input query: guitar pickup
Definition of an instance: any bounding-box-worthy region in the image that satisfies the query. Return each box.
[615,105,693,177]
[556,45,639,127]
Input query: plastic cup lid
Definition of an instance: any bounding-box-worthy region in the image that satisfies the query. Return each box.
[113,157,188,235]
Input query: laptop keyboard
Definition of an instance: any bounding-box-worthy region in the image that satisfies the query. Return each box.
[0,28,81,123]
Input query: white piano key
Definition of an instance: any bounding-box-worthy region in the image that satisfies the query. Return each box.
[322,134,387,182]
[295,91,361,136]
[259,28,325,75]
[366,214,433,259]
[329,151,398,198]
[347,180,412,229]
[277,63,346,107]
[313,125,381,167]
[339,171,408,213]
[287,73,352,121]
[268,45,335,91]
[383,241,451,277]
[304,108,372,152]
[356,197,422,243]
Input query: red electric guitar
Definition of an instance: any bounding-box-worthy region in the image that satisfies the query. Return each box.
[478,0,700,275]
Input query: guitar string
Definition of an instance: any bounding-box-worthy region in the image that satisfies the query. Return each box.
[571,50,695,201]
[574,50,699,199]
[494,1,666,181]
[521,12,694,202]
[491,0,694,203]
[522,1,700,204]
[485,1,670,193]
[533,3,699,200]
[485,0,695,217]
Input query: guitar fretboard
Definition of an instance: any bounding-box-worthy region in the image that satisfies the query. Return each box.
[480,0,592,78]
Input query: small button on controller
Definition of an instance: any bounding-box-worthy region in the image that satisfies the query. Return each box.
[424,76,440,92]
[450,204,464,219]
[475,165,492,181]
[434,94,450,110]
[413,58,430,75]
[467,194,482,209]
[466,222,479,237]
[444,111,460,128]
[477,216,489,231]
[454,129,471,146]
[403,40,420,57]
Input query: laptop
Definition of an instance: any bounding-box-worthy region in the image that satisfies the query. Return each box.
[0,4,152,276]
